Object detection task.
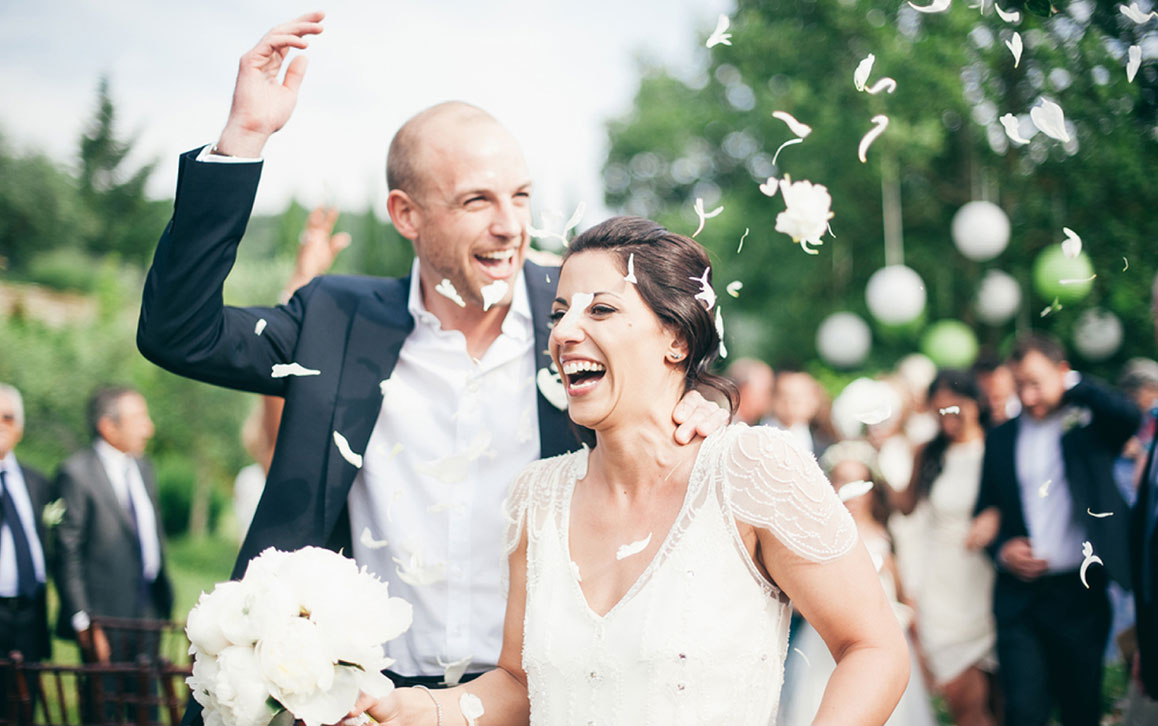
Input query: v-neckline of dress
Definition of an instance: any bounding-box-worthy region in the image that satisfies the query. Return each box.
[561,434,714,621]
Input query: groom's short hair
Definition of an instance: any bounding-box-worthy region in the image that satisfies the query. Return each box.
[386,101,493,198]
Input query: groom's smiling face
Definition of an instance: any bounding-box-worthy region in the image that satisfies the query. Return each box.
[400,115,532,311]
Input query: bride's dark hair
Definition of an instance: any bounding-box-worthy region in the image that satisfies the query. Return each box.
[564,216,737,414]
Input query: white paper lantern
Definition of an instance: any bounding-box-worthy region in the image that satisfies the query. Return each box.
[816,312,872,368]
[865,265,926,325]
[1073,308,1123,361]
[974,269,1022,325]
[952,201,1011,261]
[831,377,902,439]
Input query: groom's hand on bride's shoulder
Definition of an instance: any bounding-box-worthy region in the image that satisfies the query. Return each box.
[215,11,326,158]
[672,390,731,444]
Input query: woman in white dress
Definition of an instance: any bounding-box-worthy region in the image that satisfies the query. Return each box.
[892,370,999,726]
[352,216,910,725]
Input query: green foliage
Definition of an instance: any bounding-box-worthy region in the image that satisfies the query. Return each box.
[604,0,1157,377]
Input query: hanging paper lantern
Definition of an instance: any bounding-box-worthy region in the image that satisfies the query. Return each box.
[1072,308,1123,361]
[920,319,979,368]
[816,312,872,368]
[974,269,1022,325]
[1032,245,1094,303]
[951,201,1011,261]
[865,265,926,325]
[831,377,901,439]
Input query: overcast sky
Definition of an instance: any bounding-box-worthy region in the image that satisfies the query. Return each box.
[0,0,732,221]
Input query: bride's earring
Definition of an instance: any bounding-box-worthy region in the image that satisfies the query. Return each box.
[667,352,685,362]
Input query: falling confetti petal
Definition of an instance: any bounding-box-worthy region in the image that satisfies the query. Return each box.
[1121,2,1158,23]
[1123,257,1129,271]
[427,500,465,514]
[854,54,875,92]
[799,238,821,255]
[715,307,727,358]
[537,368,568,410]
[1061,228,1082,259]
[435,278,467,308]
[758,178,779,197]
[865,78,898,95]
[771,137,805,166]
[838,480,874,502]
[360,527,389,550]
[772,110,813,139]
[1128,45,1142,82]
[1030,99,1071,143]
[908,0,952,13]
[624,252,638,284]
[415,431,493,483]
[939,406,961,415]
[706,13,733,47]
[1079,541,1103,589]
[438,655,473,686]
[857,404,893,425]
[528,202,586,246]
[726,281,743,298]
[480,280,510,312]
[616,533,653,560]
[692,198,724,238]
[999,113,1030,145]
[1006,32,1023,68]
[858,115,890,163]
[1059,274,1097,285]
[394,548,447,586]
[570,560,582,582]
[254,319,267,335]
[995,3,1021,22]
[1040,297,1063,317]
[737,227,750,254]
[1087,509,1114,518]
[690,267,716,310]
[332,430,364,468]
[793,647,812,667]
[271,363,321,378]
[459,693,485,726]
[1038,479,1052,498]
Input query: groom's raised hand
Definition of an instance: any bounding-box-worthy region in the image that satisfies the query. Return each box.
[215,11,326,158]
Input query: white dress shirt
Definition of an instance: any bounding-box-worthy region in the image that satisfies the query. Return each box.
[93,438,163,582]
[1015,412,1085,572]
[348,259,540,677]
[0,452,47,595]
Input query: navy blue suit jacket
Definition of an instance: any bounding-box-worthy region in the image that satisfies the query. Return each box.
[1131,425,1158,697]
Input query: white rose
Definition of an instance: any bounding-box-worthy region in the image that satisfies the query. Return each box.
[256,616,337,702]
[775,177,834,246]
[215,646,277,726]
[186,581,246,655]
[187,651,221,713]
[274,547,360,621]
[278,665,374,726]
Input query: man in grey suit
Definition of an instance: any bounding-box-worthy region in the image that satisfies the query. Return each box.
[54,386,172,664]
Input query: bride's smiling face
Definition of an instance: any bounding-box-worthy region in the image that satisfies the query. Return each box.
[549,250,687,430]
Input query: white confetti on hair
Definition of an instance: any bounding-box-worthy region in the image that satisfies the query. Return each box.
[332,431,364,468]
[254,318,267,336]
[1079,541,1103,589]
[271,362,320,378]
[689,267,716,310]
[858,115,890,163]
[624,252,638,284]
[706,14,733,48]
[616,533,653,560]
[692,198,724,238]
[715,307,728,359]
[435,278,467,308]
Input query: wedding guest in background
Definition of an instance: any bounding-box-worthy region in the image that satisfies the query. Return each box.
[767,368,833,456]
[975,333,1139,726]
[1119,357,1158,500]
[0,383,52,708]
[972,352,1021,428]
[724,357,775,425]
[893,370,999,726]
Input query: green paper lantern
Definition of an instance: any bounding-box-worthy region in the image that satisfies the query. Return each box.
[920,320,979,369]
[1032,246,1095,303]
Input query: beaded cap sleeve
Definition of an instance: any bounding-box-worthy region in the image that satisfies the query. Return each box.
[722,424,857,562]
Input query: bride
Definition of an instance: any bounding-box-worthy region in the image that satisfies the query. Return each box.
[352,216,909,725]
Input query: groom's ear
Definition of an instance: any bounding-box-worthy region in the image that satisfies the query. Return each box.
[387,189,421,241]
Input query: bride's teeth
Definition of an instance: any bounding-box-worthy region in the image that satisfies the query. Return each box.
[562,360,606,376]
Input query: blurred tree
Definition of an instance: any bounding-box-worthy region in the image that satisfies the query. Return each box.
[604,0,1157,378]
[77,77,171,265]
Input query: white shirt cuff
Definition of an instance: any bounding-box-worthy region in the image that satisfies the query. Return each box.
[71,610,91,633]
[194,143,262,164]
[1064,370,1082,391]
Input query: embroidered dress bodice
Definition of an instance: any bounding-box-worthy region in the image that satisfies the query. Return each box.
[504,424,858,726]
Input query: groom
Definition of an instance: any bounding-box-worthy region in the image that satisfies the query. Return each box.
[137,10,725,713]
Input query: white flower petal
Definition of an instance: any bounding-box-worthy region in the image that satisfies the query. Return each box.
[459,693,485,726]
[737,227,750,254]
[1006,32,1023,68]
[938,406,961,415]
[772,110,813,138]
[793,647,812,667]
[480,280,509,312]
[1038,479,1052,498]
[854,54,875,92]
[359,527,389,550]
[1087,509,1114,518]
[437,655,474,686]
[726,281,743,298]
[858,114,890,163]
[536,367,568,411]
[1030,99,1071,143]
[1061,227,1082,259]
[616,533,653,560]
[775,175,835,246]
[908,0,952,13]
[857,404,893,425]
[1079,540,1103,589]
[689,266,716,310]
[254,319,267,336]
[563,201,587,234]
[434,278,467,308]
[332,431,364,468]
[1059,274,1097,285]
[692,198,724,238]
[838,480,874,502]
[624,252,638,284]
[1128,45,1142,82]
[758,177,779,197]
[995,3,1021,22]
[715,307,727,359]
[706,14,733,48]
[771,137,804,166]
[393,546,448,587]
[1121,2,1158,23]
[999,113,1031,145]
[271,363,321,378]
[865,77,897,95]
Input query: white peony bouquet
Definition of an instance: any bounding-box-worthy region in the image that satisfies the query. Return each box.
[186,546,413,726]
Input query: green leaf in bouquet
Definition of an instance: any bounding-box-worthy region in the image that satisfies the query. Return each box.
[267,705,295,726]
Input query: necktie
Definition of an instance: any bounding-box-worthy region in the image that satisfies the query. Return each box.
[0,469,39,598]
[122,461,154,611]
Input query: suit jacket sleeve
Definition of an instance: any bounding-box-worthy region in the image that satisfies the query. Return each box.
[975,431,1008,564]
[53,462,91,626]
[137,148,316,396]
[1065,375,1141,453]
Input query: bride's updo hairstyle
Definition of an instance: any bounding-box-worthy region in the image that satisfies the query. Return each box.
[564,216,737,413]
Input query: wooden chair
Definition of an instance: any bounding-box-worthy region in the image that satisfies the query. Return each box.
[82,617,191,666]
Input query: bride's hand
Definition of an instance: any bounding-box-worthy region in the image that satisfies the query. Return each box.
[344,690,400,724]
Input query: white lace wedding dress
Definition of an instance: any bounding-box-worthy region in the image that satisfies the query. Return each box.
[503,424,859,726]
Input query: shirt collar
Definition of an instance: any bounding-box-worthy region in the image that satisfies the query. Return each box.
[93,437,132,468]
[406,258,533,341]
[0,450,15,477]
